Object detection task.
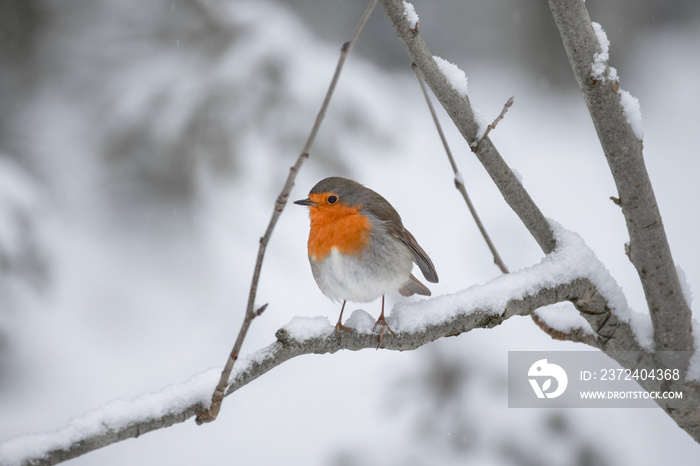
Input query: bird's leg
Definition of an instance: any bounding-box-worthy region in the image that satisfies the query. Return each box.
[374,296,394,346]
[335,300,352,334]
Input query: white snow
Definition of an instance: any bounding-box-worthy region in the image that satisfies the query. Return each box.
[534,303,595,336]
[402,1,419,30]
[472,105,488,142]
[0,369,221,466]
[591,22,619,83]
[0,342,284,465]
[619,88,645,140]
[592,22,609,56]
[591,22,644,140]
[454,171,465,186]
[433,55,468,97]
[1,1,698,465]
[389,222,652,347]
[281,316,334,341]
[591,22,610,81]
[0,211,662,466]
[344,309,377,333]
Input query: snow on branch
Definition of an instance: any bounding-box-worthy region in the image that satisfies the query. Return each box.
[546,0,692,355]
[432,56,468,97]
[618,88,644,140]
[402,1,419,33]
[0,225,621,466]
[382,0,700,442]
[589,22,644,140]
[0,371,217,466]
[590,22,618,83]
[380,0,653,354]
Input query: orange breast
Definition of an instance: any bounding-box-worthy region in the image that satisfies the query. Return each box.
[308,203,372,261]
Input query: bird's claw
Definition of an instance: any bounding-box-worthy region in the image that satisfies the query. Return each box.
[373,314,394,348]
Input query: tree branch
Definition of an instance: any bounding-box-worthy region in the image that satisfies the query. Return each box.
[411,63,509,274]
[5,4,699,464]
[546,0,693,354]
[381,0,700,441]
[531,311,599,347]
[4,219,698,463]
[410,62,605,345]
[380,0,624,363]
[475,96,514,148]
[0,274,607,466]
[410,64,600,344]
[380,0,556,255]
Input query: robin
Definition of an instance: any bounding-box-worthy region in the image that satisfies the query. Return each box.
[294,177,438,342]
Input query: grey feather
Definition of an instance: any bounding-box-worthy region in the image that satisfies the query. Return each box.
[399,274,432,297]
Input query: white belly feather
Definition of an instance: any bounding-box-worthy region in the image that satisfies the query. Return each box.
[310,242,414,303]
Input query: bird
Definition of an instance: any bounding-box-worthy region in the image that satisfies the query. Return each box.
[294,176,438,342]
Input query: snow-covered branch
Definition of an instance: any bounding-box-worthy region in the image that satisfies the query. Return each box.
[382,0,700,443]
[4,2,697,463]
[546,0,693,355]
[0,226,629,465]
[379,0,640,351]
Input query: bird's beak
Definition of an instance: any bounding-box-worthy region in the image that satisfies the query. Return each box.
[293,198,316,207]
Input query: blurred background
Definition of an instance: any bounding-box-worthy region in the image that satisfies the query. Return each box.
[1,0,699,464]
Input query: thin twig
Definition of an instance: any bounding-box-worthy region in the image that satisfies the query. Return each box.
[411,63,509,274]
[404,8,595,343]
[474,96,514,149]
[380,0,556,254]
[195,0,379,425]
[411,57,591,341]
[410,64,587,341]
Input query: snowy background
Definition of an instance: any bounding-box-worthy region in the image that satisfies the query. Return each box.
[1,0,699,464]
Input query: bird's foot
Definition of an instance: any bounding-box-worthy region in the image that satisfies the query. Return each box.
[334,321,352,335]
[373,313,395,348]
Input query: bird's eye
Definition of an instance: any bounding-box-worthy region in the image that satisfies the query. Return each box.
[327,195,338,204]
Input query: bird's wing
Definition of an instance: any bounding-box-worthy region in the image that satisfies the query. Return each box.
[391,226,439,283]
[363,190,439,284]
